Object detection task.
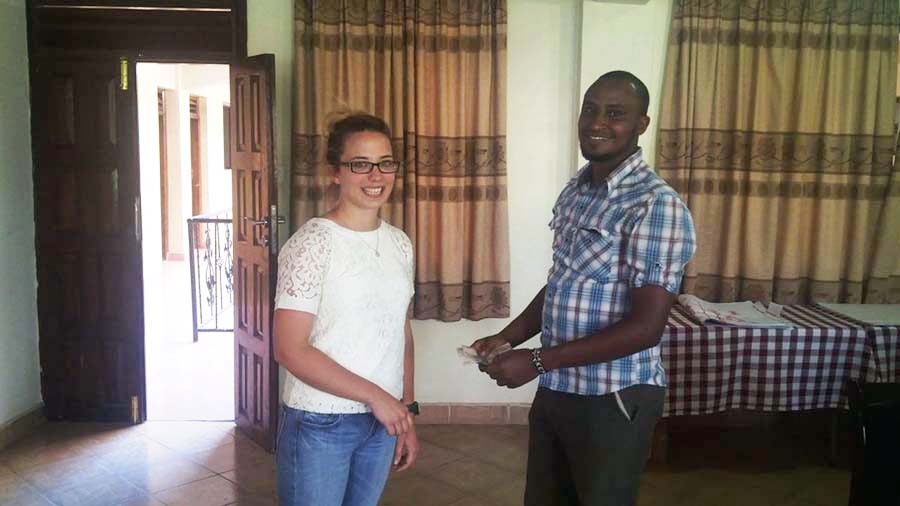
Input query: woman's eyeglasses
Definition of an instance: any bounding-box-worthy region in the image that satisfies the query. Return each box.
[340,160,401,174]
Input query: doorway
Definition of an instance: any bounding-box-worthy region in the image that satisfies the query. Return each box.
[137,62,234,421]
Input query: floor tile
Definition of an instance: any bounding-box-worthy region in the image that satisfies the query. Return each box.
[42,474,148,506]
[414,424,458,443]
[2,436,93,472]
[83,426,148,452]
[109,496,168,506]
[145,431,235,454]
[380,471,467,506]
[18,455,113,492]
[411,440,465,474]
[483,476,525,506]
[187,437,271,474]
[0,477,58,506]
[153,475,241,506]
[1,473,35,499]
[445,497,496,506]
[220,458,277,497]
[223,493,278,506]
[420,456,518,496]
[116,458,215,493]
[96,439,183,469]
[463,435,529,475]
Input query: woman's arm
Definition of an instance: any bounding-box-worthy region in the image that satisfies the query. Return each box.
[393,318,418,471]
[273,308,412,436]
[401,318,415,404]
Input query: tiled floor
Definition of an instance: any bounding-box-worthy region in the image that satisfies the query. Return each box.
[0,421,850,506]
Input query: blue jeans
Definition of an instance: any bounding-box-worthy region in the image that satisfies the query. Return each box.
[276,405,397,506]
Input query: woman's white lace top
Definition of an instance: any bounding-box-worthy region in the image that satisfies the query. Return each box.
[274,217,414,413]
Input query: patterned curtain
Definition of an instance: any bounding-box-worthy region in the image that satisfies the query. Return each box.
[656,0,900,304]
[292,0,509,321]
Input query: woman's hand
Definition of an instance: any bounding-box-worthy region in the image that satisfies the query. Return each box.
[392,424,418,472]
[370,391,413,436]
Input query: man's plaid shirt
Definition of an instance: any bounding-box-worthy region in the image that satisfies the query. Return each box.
[539,149,696,395]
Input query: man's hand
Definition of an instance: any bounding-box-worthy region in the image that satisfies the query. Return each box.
[392,425,418,472]
[470,334,510,358]
[483,349,539,388]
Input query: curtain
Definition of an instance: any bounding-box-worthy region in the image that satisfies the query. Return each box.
[292,0,509,321]
[656,0,900,304]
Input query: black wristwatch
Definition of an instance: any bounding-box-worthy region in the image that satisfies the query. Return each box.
[406,401,419,416]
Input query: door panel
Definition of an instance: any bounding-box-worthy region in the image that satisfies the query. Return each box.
[32,52,145,421]
[231,54,278,450]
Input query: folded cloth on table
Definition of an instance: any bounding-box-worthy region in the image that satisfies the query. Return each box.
[677,294,794,328]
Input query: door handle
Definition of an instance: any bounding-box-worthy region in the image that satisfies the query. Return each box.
[243,216,269,227]
[243,216,286,227]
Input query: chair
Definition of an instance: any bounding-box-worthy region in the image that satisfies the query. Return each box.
[846,380,900,506]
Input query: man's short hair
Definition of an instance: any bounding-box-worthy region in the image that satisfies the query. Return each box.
[596,70,650,115]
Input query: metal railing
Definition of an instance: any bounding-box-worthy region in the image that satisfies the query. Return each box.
[187,209,234,342]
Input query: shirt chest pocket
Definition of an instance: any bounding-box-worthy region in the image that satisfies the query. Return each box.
[571,226,619,283]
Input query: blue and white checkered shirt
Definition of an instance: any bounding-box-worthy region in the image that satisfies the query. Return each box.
[539,148,696,395]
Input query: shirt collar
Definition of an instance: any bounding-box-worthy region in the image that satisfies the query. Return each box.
[575,148,645,193]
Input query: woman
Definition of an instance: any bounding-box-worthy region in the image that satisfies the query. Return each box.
[273,113,418,506]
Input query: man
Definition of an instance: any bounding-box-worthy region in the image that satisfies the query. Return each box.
[471,71,696,506]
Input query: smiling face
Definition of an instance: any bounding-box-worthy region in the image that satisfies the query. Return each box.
[578,78,650,174]
[332,130,396,213]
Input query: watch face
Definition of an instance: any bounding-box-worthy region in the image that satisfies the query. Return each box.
[407,402,419,415]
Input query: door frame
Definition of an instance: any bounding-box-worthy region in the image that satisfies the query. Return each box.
[26,0,254,425]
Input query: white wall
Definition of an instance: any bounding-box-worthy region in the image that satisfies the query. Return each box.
[246,0,673,404]
[0,0,41,426]
[579,0,673,167]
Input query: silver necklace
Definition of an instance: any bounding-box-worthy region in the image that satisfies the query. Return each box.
[358,227,380,257]
[331,215,381,256]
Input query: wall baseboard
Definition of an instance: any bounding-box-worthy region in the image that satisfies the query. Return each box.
[418,403,531,425]
[0,406,46,451]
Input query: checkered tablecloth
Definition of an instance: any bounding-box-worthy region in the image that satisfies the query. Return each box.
[867,325,900,382]
[660,304,869,417]
[814,304,900,383]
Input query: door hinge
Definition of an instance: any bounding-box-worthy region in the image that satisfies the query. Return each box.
[131,395,140,424]
[119,57,129,91]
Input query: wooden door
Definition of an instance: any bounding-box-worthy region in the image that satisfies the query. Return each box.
[231,54,279,450]
[32,51,145,422]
